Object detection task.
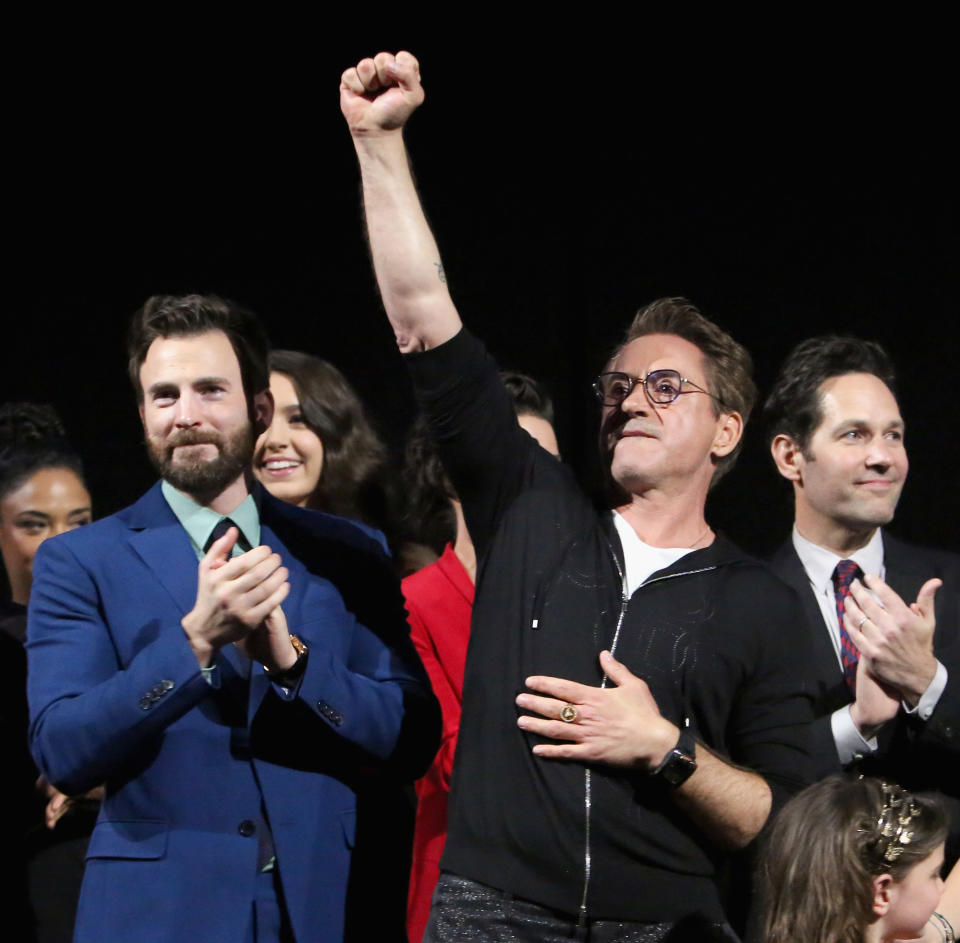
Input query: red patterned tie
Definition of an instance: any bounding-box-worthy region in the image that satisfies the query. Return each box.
[833,560,862,693]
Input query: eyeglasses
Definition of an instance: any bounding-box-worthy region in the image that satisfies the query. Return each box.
[593,370,725,408]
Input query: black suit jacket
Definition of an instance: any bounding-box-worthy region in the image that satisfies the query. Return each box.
[770,533,960,791]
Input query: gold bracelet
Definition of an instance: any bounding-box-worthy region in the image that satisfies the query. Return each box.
[288,634,307,658]
[263,634,308,674]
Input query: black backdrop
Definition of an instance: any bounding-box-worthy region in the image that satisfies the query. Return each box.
[6,28,957,558]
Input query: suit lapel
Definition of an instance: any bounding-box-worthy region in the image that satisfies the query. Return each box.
[878,532,957,655]
[881,533,925,608]
[126,486,200,618]
[771,541,845,693]
[125,483,252,689]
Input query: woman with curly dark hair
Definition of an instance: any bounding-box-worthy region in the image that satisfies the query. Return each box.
[0,402,96,943]
[253,350,392,531]
[0,403,91,613]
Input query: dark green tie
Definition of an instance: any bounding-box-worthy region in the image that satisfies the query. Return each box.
[203,517,252,555]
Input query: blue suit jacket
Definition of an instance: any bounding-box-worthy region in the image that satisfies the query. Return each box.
[27,483,439,943]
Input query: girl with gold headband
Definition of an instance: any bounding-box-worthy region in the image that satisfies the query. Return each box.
[761,774,953,942]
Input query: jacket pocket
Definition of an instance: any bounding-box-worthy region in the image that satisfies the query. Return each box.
[85,820,168,860]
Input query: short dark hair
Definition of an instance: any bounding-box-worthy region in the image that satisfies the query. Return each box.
[0,402,85,503]
[269,350,389,526]
[500,371,555,425]
[401,371,557,554]
[616,297,756,483]
[400,413,459,555]
[127,294,270,405]
[763,336,897,454]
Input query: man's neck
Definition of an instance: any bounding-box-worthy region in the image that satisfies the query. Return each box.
[177,473,251,517]
[613,490,713,550]
[794,510,877,557]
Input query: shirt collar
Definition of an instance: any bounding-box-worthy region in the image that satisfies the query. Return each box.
[160,479,261,558]
[792,525,885,593]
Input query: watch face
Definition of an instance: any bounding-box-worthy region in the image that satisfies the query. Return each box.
[661,750,697,787]
[657,732,697,787]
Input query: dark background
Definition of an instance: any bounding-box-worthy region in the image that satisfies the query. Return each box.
[6,27,957,557]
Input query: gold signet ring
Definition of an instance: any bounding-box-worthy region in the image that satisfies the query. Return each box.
[560,704,578,723]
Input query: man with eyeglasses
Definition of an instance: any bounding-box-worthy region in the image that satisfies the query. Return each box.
[340,51,813,942]
[764,335,960,862]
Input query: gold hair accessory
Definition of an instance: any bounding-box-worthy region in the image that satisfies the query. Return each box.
[871,781,921,863]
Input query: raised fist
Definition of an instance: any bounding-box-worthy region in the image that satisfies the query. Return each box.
[340,50,424,135]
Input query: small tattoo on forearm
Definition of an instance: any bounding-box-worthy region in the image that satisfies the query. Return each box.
[435,262,446,284]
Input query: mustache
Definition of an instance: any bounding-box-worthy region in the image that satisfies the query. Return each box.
[165,429,224,450]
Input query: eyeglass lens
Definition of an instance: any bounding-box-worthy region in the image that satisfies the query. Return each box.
[596,370,683,405]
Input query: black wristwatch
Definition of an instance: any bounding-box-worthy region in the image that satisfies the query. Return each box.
[650,730,697,787]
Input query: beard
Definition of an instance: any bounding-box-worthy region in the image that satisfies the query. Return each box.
[147,425,254,502]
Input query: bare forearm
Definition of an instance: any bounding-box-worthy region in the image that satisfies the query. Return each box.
[674,742,771,849]
[352,130,461,352]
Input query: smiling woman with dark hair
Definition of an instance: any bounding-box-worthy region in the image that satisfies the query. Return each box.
[253,350,393,532]
[252,350,416,937]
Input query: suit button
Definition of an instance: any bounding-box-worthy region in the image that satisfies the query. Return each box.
[138,697,152,710]
[238,820,256,837]
[942,724,955,739]
[318,702,343,726]
[161,679,174,691]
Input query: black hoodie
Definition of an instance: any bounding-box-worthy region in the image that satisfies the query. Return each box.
[406,328,815,924]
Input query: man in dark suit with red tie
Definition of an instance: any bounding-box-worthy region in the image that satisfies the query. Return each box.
[764,335,960,862]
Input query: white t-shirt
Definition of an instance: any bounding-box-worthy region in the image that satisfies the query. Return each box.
[612,511,698,598]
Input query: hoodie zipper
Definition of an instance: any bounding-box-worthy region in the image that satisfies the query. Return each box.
[576,542,718,926]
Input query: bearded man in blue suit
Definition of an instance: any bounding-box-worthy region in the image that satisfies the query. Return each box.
[26,294,439,943]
